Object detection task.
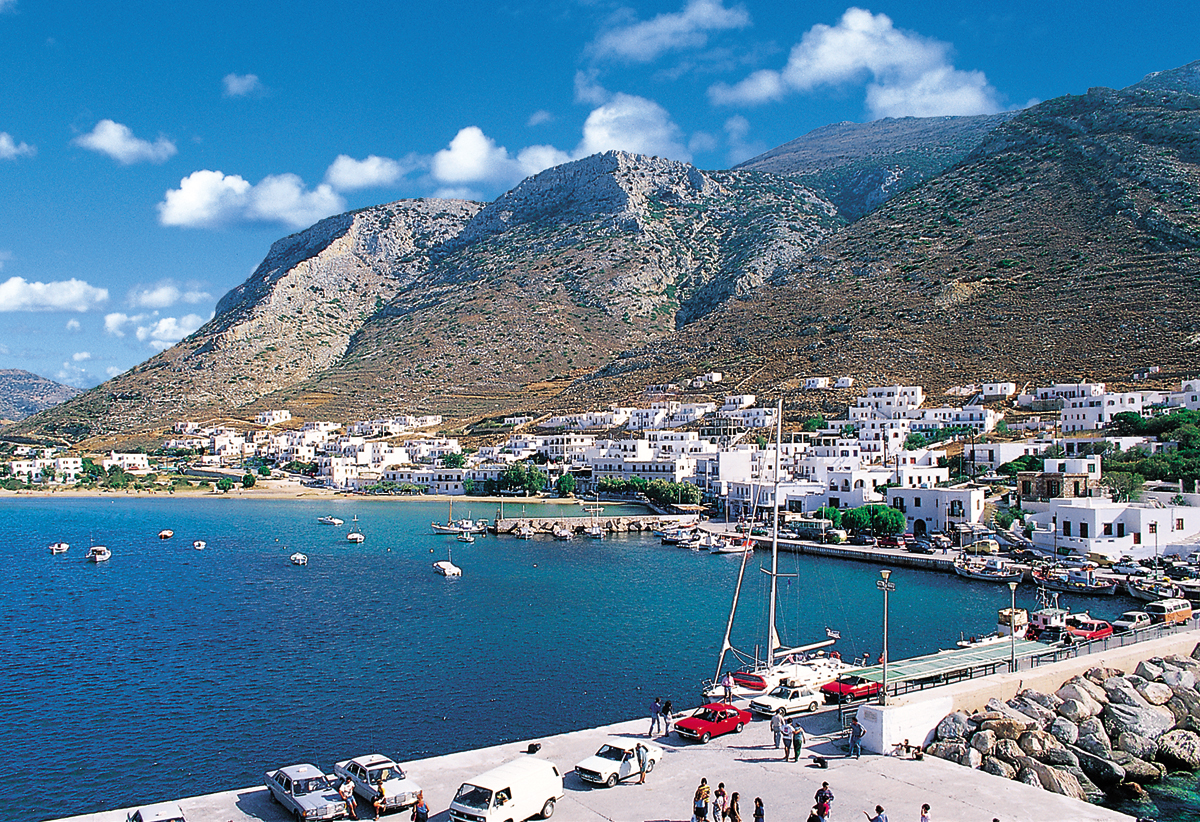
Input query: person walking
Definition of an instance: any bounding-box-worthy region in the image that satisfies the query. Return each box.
[636,742,649,784]
[410,791,428,822]
[849,717,865,759]
[650,697,663,736]
[662,700,674,736]
[814,783,834,822]
[752,797,764,822]
[792,720,805,762]
[919,803,931,822]
[780,717,795,761]
[863,805,888,822]
[338,778,358,820]
[693,778,711,822]
[727,792,742,822]
[770,710,784,748]
[713,782,728,821]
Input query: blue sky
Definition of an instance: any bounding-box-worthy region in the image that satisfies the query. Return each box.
[1,0,1196,389]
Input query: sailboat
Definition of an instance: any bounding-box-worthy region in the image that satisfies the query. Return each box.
[346,515,365,543]
[433,544,462,576]
[432,499,487,534]
[703,399,850,701]
[584,490,605,539]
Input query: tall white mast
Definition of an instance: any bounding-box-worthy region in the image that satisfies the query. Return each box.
[768,397,782,659]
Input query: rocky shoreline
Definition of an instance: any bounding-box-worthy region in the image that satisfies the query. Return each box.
[928,644,1200,812]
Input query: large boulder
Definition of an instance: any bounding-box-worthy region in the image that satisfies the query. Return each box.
[936,711,971,741]
[1077,717,1112,755]
[993,738,1025,764]
[1156,729,1200,770]
[1019,688,1064,712]
[1066,744,1126,785]
[1050,716,1079,746]
[1087,666,1125,686]
[1057,697,1099,724]
[1117,731,1158,761]
[960,746,983,770]
[1110,750,1166,783]
[982,756,1016,779]
[1013,756,1088,801]
[1136,660,1165,681]
[1165,696,1190,726]
[1039,748,1080,769]
[1104,676,1151,709]
[981,717,1029,741]
[1162,668,1197,690]
[926,741,968,764]
[986,698,1041,726]
[1016,767,1043,789]
[1102,703,1176,741]
[1063,766,1107,803]
[1058,675,1108,705]
[1019,729,1065,758]
[1138,682,1174,706]
[1009,696,1056,729]
[1169,684,1200,718]
[971,729,997,756]
[1163,653,1200,674]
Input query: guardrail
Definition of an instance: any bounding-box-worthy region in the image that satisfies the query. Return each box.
[1025,619,1195,668]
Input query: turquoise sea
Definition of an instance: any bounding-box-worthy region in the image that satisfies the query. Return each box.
[1,497,1195,822]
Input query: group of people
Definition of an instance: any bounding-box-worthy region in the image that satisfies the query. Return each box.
[691,778,764,822]
[649,696,675,736]
[336,779,428,822]
[768,711,806,761]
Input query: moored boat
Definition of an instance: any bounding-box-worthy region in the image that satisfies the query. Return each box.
[1125,577,1184,602]
[552,523,573,541]
[431,500,487,534]
[433,545,462,577]
[953,556,1023,584]
[158,529,174,540]
[347,515,365,543]
[456,531,475,544]
[514,524,535,540]
[49,541,69,554]
[957,606,1030,647]
[317,515,344,526]
[289,552,308,566]
[86,545,111,563]
[1031,564,1118,596]
[193,540,206,550]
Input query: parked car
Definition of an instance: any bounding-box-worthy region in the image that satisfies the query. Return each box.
[1113,611,1152,632]
[674,703,753,743]
[449,758,563,822]
[1066,616,1114,641]
[1147,598,1194,624]
[574,740,663,787]
[748,683,822,717]
[849,533,876,546]
[265,764,348,821]
[821,675,883,704]
[877,535,906,549]
[963,539,1001,555]
[1111,556,1149,576]
[333,754,421,813]
[127,803,186,822]
[906,540,935,555]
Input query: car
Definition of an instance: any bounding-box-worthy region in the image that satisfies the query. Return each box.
[265,764,348,821]
[1113,611,1152,632]
[574,740,663,787]
[849,534,876,546]
[674,703,753,743]
[127,803,186,822]
[449,758,563,822]
[1111,558,1149,576]
[821,675,883,704]
[877,535,905,549]
[906,540,935,554]
[333,754,421,813]
[748,683,822,717]
[1066,616,1114,641]
[963,539,1001,555]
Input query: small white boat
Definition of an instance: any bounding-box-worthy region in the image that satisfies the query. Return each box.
[290,552,308,566]
[86,545,111,563]
[957,607,1030,648]
[158,529,174,540]
[515,524,535,540]
[317,516,344,526]
[552,523,574,541]
[347,515,365,543]
[49,542,69,554]
[584,524,605,540]
[193,540,206,550]
[457,531,475,544]
[712,538,753,554]
[433,559,462,576]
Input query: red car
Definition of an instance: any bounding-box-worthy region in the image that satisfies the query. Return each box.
[821,675,883,703]
[1067,616,1114,641]
[674,703,752,743]
[877,535,906,549]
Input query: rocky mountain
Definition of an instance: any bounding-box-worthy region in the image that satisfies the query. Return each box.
[736,113,1014,221]
[14,152,838,443]
[0,370,80,422]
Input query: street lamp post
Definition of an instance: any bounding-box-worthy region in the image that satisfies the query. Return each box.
[877,569,896,705]
[1008,581,1019,673]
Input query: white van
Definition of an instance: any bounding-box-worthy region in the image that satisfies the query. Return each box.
[449,758,564,822]
[1146,598,1193,625]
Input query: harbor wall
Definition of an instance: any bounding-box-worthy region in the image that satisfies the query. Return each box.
[493,513,697,533]
[858,630,1200,754]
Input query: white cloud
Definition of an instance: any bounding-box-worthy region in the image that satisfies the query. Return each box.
[222,73,263,97]
[324,154,410,191]
[128,282,210,309]
[104,312,145,337]
[56,362,93,388]
[0,132,35,160]
[708,7,1001,118]
[105,366,122,378]
[576,93,690,160]
[592,0,750,63]
[431,127,570,188]
[73,119,177,165]
[0,276,108,312]
[574,70,611,105]
[527,110,554,127]
[136,314,206,350]
[432,185,485,201]
[72,351,91,361]
[158,170,345,229]
[724,115,766,165]
[65,318,81,331]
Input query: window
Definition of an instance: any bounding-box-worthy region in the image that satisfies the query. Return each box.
[914,497,921,508]
[1177,519,1185,531]
[1134,532,1141,545]
[1103,523,1113,536]
[1063,521,1072,537]
[1080,522,1089,538]
[1149,522,1158,534]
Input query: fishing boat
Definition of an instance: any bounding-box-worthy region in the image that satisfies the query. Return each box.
[457,531,475,544]
[712,534,753,554]
[158,529,174,540]
[433,545,462,577]
[347,515,365,543]
[1126,577,1185,602]
[1026,589,1070,643]
[317,515,344,526]
[551,523,574,541]
[953,556,1023,584]
[431,500,488,534]
[693,531,729,552]
[193,540,206,550]
[660,527,696,545]
[1031,564,1118,596]
[583,524,605,539]
[86,545,111,563]
[514,524,535,540]
[957,606,1030,647]
[49,541,69,554]
[704,399,850,700]
[289,552,308,566]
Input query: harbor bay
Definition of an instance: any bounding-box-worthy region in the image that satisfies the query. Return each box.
[4,496,1179,822]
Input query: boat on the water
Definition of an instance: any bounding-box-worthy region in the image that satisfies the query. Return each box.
[1027,590,1070,643]
[1126,577,1185,602]
[49,542,69,554]
[193,540,206,550]
[552,523,574,541]
[953,556,1023,584]
[317,515,344,526]
[290,552,308,566]
[660,527,696,545]
[158,529,174,540]
[347,515,365,543]
[957,606,1030,647]
[514,524,535,540]
[86,545,111,563]
[433,545,462,577]
[584,524,605,540]
[1031,564,1118,596]
[431,500,487,534]
[457,531,475,544]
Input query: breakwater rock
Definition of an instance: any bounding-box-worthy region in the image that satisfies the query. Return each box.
[928,644,1200,806]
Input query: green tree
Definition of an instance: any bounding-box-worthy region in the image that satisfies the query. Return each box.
[903,432,928,450]
[258,465,271,476]
[216,477,235,492]
[442,452,467,468]
[555,473,576,497]
[242,473,256,488]
[1101,471,1144,502]
[802,415,827,432]
[812,505,842,529]
[1175,424,1200,452]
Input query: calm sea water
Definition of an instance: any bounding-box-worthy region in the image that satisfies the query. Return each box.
[1,497,1193,822]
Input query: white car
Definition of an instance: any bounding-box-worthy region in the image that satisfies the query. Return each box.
[574,740,663,787]
[265,764,347,821]
[1113,611,1152,632]
[748,683,822,717]
[333,754,421,813]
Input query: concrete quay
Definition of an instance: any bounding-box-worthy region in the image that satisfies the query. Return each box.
[54,699,1134,822]
[704,523,960,572]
